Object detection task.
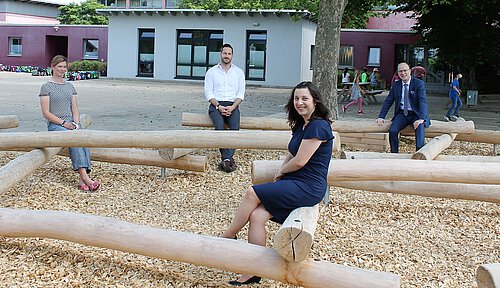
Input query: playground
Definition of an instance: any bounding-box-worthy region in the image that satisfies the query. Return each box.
[0,72,499,287]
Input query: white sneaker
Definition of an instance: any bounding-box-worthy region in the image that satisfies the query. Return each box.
[450,115,458,121]
[444,115,451,122]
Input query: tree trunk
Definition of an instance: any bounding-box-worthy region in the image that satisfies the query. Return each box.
[313,0,348,120]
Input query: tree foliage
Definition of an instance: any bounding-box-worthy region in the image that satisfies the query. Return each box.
[58,0,108,25]
[395,0,500,90]
[178,0,384,29]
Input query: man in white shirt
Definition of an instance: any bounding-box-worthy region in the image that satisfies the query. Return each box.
[204,43,246,172]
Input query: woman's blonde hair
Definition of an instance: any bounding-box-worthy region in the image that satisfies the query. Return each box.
[51,55,67,67]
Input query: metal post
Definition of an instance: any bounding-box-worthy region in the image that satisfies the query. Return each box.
[160,167,166,178]
[323,186,331,206]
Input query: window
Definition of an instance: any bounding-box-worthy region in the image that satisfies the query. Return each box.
[339,45,353,67]
[246,31,267,81]
[367,47,381,66]
[9,37,22,56]
[176,30,223,79]
[138,29,155,77]
[83,39,99,59]
[310,45,315,70]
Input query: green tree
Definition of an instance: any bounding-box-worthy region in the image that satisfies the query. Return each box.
[58,0,108,25]
[395,0,500,91]
[178,0,384,29]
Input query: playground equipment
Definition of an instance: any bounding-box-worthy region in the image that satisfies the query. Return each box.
[1,113,497,287]
[181,112,475,134]
[251,160,500,203]
[0,115,19,129]
[0,208,401,288]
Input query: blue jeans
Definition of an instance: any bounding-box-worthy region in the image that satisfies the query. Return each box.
[447,93,462,117]
[208,101,240,161]
[48,122,91,173]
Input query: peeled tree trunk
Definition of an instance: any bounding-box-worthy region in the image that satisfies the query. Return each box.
[313,0,348,120]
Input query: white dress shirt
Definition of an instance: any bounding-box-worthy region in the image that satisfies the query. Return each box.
[400,78,413,111]
[204,63,245,102]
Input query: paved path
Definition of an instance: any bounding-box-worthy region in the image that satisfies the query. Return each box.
[1,71,499,132]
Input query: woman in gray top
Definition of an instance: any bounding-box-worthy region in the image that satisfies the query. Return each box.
[39,55,100,191]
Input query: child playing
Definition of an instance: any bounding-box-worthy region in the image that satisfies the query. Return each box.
[342,70,366,116]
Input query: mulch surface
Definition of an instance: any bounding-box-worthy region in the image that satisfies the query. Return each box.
[0,138,499,287]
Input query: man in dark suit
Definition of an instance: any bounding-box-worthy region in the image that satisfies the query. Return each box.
[376,62,430,153]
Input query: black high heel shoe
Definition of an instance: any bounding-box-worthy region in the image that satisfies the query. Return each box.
[228,276,261,286]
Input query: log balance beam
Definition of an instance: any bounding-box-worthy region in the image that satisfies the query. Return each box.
[0,114,92,195]
[251,160,500,203]
[0,208,401,288]
[4,147,207,172]
[181,112,475,134]
[477,263,500,288]
[0,130,293,150]
[0,115,19,129]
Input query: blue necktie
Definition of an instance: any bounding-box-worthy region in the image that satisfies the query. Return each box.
[403,83,409,116]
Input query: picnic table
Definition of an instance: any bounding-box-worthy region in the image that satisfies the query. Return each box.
[338,82,384,104]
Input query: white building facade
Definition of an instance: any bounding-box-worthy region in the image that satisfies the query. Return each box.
[99,9,316,87]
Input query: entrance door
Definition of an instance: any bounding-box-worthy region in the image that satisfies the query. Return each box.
[246,31,267,81]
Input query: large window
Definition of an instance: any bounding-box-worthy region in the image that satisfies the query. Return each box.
[138,29,155,77]
[176,30,223,79]
[9,37,22,56]
[83,39,99,60]
[367,47,381,66]
[339,45,354,68]
[246,31,267,81]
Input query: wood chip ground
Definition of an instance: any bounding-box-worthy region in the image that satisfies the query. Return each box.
[1,137,499,287]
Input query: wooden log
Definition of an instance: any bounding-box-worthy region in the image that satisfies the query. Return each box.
[341,132,389,140]
[341,151,500,162]
[412,133,457,160]
[0,208,401,288]
[0,130,340,152]
[404,129,500,144]
[0,130,291,150]
[251,159,500,185]
[273,205,319,262]
[0,114,91,195]
[477,263,500,288]
[182,113,475,134]
[0,115,19,129]
[334,181,500,204]
[158,148,197,160]
[3,148,207,172]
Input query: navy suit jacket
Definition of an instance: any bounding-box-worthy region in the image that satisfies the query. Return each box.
[378,77,431,127]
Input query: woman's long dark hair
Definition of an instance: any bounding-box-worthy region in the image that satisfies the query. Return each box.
[285,81,332,131]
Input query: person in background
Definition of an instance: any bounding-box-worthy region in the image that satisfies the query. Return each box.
[342,69,366,116]
[340,67,351,98]
[204,43,246,173]
[39,55,100,191]
[412,64,426,80]
[391,71,400,86]
[444,73,463,121]
[376,62,430,153]
[220,81,334,286]
[370,67,380,90]
[361,67,368,83]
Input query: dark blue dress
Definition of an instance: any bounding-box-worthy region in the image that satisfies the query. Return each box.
[253,119,334,224]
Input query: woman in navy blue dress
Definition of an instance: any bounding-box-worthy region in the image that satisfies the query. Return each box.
[221,81,334,286]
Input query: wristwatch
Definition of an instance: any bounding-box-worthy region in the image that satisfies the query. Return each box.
[216,104,220,110]
[60,120,66,126]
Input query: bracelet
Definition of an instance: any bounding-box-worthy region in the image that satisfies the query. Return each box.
[60,120,66,126]
[216,104,220,110]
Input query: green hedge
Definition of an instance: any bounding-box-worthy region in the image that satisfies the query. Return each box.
[68,60,107,74]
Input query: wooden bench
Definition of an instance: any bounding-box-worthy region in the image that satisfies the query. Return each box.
[364,89,385,103]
